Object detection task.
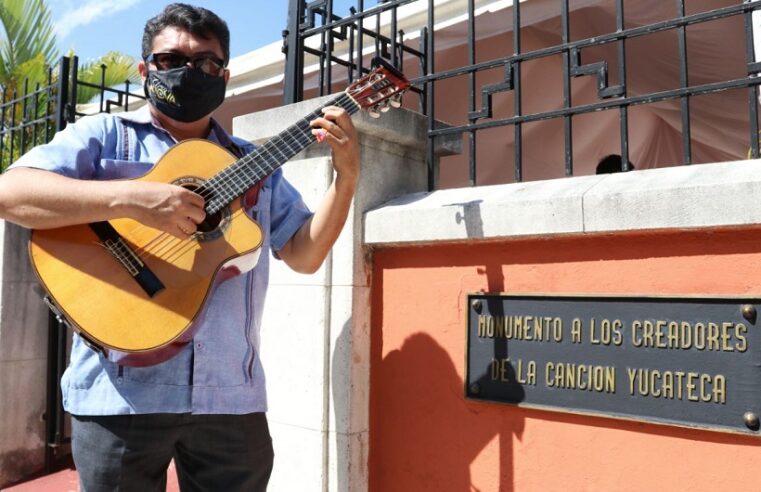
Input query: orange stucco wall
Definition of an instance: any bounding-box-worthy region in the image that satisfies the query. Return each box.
[369,229,761,492]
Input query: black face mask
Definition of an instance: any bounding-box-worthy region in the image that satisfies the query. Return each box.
[144,66,226,123]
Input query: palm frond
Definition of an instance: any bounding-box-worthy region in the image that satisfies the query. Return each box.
[75,51,140,104]
[0,0,58,92]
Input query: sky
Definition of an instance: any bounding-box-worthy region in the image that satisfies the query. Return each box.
[47,0,355,64]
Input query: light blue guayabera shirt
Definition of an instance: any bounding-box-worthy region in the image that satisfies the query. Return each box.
[10,105,313,415]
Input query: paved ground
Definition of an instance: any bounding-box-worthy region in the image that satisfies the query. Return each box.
[2,462,180,491]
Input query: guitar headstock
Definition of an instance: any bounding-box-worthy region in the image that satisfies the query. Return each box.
[346,57,411,118]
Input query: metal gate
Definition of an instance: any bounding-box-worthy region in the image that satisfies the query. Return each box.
[0,55,144,470]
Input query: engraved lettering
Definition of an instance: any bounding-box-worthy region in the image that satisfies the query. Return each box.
[735,323,748,352]
[571,318,582,344]
[628,369,724,403]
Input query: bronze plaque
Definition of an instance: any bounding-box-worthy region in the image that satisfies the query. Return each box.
[465,294,761,435]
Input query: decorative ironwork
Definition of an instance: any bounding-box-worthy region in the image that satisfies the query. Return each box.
[284,0,761,190]
[468,62,515,121]
[570,47,625,99]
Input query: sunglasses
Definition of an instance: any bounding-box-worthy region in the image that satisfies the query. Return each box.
[146,52,226,76]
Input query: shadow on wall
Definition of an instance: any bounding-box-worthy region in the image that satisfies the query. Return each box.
[367,197,526,491]
[371,333,525,492]
[332,320,351,492]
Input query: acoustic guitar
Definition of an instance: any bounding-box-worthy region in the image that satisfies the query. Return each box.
[29,58,410,366]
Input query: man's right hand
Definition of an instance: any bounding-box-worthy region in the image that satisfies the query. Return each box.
[125,181,206,238]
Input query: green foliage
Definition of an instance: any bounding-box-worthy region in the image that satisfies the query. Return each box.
[0,0,58,94]
[75,51,141,104]
[0,0,141,170]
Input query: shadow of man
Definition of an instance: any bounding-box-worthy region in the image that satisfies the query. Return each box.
[370,333,525,492]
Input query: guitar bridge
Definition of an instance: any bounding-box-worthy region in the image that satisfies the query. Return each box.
[89,221,166,298]
[104,237,144,276]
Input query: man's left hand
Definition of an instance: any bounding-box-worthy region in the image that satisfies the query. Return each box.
[310,106,360,182]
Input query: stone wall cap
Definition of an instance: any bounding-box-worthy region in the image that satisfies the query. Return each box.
[364,159,761,245]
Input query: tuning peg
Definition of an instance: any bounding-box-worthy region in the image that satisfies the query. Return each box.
[368,106,382,118]
[388,92,403,108]
[379,100,391,113]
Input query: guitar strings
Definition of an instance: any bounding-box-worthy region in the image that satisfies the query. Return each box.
[126,94,358,263]
[129,113,323,260]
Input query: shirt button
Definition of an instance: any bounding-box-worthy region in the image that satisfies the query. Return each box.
[196,342,202,349]
[116,377,123,384]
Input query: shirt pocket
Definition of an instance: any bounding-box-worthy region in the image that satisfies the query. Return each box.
[124,345,193,386]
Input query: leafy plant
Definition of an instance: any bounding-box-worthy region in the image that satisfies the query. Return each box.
[0,0,141,170]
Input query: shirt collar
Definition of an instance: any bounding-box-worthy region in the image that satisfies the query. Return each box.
[116,105,234,147]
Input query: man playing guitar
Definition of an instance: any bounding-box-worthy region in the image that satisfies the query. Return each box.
[0,3,360,490]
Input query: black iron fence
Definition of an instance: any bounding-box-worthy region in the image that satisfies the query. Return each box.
[0,55,144,471]
[0,56,144,170]
[283,0,761,190]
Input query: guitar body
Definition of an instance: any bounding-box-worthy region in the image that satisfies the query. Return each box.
[29,139,263,366]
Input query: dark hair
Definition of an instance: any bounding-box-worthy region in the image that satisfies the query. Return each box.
[142,3,230,65]
[596,154,635,174]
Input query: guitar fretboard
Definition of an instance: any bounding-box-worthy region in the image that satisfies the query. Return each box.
[199,92,360,215]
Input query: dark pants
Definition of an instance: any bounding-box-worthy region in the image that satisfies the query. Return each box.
[71,413,274,492]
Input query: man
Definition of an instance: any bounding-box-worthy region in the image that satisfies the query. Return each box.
[0,3,359,491]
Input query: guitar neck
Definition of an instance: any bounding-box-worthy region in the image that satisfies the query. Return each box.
[203,92,360,215]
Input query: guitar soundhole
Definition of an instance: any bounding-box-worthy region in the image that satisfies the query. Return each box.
[197,208,222,233]
[177,181,229,241]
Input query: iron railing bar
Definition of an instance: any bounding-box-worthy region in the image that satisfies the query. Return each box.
[302,0,416,35]
[304,47,356,68]
[32,81,42,149]
[348,7,356,82]
[0,86,51,108]
[426,0,435,190]
[98,64,107,113]
[617,0,630,171]
[0,91,6,165]
[746,0,760,159]
[9,90,16,161]
[676,0,691,164]
[350,23,424,56]
[20,79,29,156]
[391,5,398,66]
[73,80,143,95]
[561,0,572,177]
[4,117,55,131]
[327,0,334,93]
[124,80,132,111]
[467,0,476,186]
[429,76,761,137]
[357,0,364,78]
[68,57,78,124]
[418,27,426,114]
[284,0,306,104]
[319,20,327,95]
[514,0,522,182]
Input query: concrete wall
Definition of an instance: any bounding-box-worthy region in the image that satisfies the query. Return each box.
[364,160,761,491]
[233,97,459,491]
[0,222,50,487]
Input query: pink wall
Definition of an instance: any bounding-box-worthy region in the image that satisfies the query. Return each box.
[369,229,761,491]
